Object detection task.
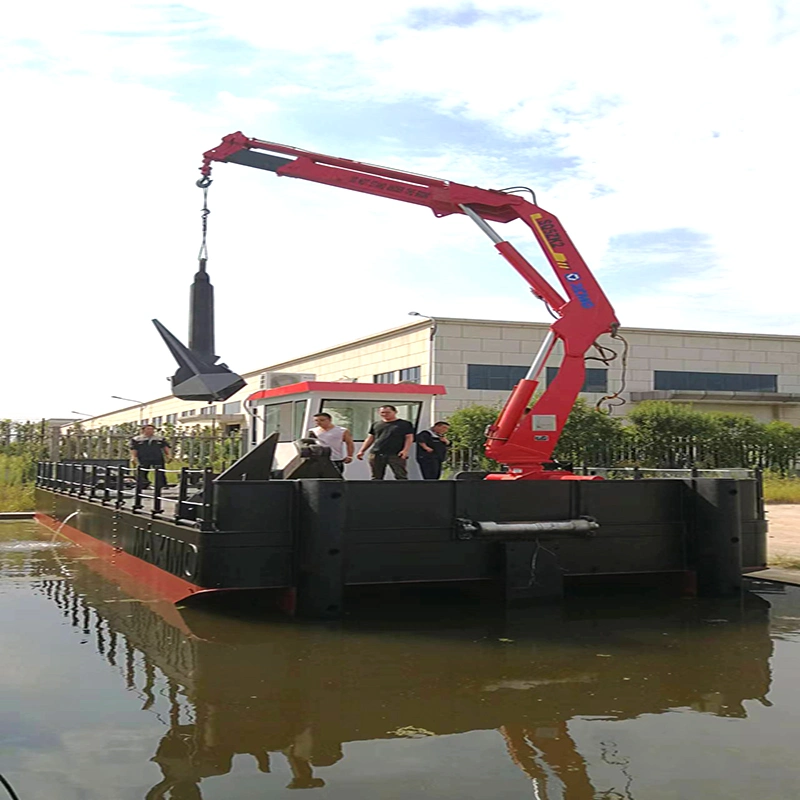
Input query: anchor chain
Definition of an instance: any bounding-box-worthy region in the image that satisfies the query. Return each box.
[197,176,212,265]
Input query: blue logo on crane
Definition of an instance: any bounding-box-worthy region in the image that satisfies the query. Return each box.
[561,272,595,308]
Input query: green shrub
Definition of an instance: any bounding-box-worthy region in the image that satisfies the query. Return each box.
[554,398,626,467]
[445,404,500,470]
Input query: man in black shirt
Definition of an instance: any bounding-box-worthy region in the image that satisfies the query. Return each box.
[415,421,450,480]
[356,405,415,480]
[129,424,171,491]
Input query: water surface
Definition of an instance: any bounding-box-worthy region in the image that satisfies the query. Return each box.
[1,520,800,799]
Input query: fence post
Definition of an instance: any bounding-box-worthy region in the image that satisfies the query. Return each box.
[89,465,98,501]
[152,468,163,516]
[133,468,144,511]
[116,467,125,508]
[102,466,111,505]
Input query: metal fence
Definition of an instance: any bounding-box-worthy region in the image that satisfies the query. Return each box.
[59,433,244,471]
[447,441,797,475]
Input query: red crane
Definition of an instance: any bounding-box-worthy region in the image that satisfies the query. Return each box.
[200,132,621,480]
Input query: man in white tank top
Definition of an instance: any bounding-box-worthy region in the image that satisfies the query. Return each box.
[310,413,354,474]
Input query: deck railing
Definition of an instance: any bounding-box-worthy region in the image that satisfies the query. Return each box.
[36,461,215,530]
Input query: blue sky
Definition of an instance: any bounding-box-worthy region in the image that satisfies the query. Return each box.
[2,0,799,419]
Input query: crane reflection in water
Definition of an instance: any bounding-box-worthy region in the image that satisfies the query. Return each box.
[31,548,773,800]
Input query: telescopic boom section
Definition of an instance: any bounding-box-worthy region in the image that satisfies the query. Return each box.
[201,132,620,480]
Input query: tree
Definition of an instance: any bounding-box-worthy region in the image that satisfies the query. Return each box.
[554,399,626,467]
[703,412,765,468]
[763,421,800,475]
[445,404,500,471]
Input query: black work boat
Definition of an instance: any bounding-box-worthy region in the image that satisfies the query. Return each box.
[34,450,768,617]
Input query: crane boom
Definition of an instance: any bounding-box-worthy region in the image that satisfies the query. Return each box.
[200,132,620,480]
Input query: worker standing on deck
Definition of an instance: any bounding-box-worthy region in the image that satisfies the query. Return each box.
[356,405,415,480]
[415,421,450,480]
[309,413,354,474]
[129,424,171,491]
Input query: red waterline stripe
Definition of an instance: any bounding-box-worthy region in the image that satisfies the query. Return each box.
[35,513,203,626]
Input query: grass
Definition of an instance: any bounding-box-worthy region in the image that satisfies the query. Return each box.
[768,554,800,570]
[763,474,800,504]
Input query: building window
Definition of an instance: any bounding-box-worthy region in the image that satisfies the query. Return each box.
[223,401,241,414]
[467,364,528,390]
[152,416,163,427]
[399,366,421,383]
[546,367,608,393]
[141,419,149,426]
[166,414,177,424]
[654,371,778,393]
[181,409,196,418]
[374,371,395,384]
[200,405,217,416]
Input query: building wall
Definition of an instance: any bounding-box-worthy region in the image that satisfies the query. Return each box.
[265,324,431,386]
[73,323,432,433]
[70,316,800,434]
[431,318,800,424]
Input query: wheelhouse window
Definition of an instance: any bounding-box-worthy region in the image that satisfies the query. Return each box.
[319,399,421,440]
[262,400,308,442]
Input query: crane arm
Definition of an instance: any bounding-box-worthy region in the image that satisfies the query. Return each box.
[200,132,620,480]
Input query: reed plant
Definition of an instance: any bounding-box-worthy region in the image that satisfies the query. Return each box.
[0,454,36,511]
[0,484,35,512]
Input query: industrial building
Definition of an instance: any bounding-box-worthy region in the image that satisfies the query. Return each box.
[70,316,800,436]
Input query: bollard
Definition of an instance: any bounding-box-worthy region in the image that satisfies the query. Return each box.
[295,480,346,619]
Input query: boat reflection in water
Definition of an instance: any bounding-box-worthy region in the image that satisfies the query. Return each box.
[36,555,773,800]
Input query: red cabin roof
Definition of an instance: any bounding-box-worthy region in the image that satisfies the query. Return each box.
[248,381,447,403]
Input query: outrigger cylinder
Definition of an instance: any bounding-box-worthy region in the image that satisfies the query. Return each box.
[457,517,599,540]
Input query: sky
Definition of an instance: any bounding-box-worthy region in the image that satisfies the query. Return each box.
[2,0,799,419]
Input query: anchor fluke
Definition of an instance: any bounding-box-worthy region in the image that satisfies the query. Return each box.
[153,319,246,402]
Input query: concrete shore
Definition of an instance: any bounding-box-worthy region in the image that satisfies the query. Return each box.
[766,504,800,566]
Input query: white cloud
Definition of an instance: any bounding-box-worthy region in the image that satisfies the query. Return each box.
[3,0,799,418]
